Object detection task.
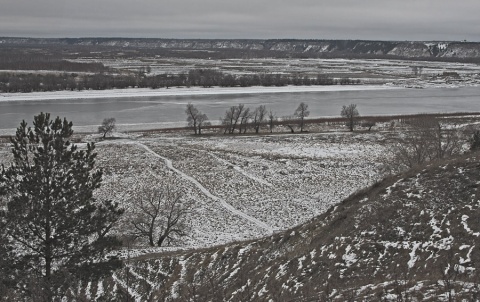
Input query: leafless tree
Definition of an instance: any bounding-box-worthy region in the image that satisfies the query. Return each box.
[268,110,277,133]
[465,125,480,151]
[197,113,211,135]
[222,106,236,134]
[238,107,251,134]
[98,117,116,138]
[341,104,359,132]
[282,115,297,133]
[392,117,463,169]
[361,120,376,131]
[251,105,268,134]
[222,104,247,134]
[130,186,194,247]
[186,103,210,135]
[294,102,310,132]
[185,103,200,135]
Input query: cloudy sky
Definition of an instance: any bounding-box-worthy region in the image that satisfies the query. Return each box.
[1,0,479,41]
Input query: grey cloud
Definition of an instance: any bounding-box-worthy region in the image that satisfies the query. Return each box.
[0,0,479,41]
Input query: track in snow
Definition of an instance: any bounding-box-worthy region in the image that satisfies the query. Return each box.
[135,142,274,233]
[174,145,273,187]
[206,151,273,187]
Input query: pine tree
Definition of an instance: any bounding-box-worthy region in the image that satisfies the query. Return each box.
[0,112,123,301]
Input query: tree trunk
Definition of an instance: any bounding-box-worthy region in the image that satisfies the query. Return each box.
[149,233,155,247]
[45,252,53,302]
[157,234,167,247]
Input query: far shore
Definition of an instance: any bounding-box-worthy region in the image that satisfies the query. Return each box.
[0,84,400,102]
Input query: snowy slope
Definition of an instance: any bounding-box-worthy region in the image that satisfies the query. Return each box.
[80,150,480,300]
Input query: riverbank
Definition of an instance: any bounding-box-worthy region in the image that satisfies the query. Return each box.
[0,84,399,102]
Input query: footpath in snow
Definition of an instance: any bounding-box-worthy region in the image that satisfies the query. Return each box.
[134,141,274,233]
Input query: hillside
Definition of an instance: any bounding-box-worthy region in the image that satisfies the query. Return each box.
[2,38,480,60]
[77,152,480,301]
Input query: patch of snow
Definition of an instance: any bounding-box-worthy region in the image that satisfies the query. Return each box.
[342,245,357,267]
[297,255,306,271]
[408,242,421,268]
[461,215,480,236]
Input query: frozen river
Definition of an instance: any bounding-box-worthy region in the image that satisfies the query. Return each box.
[0,86,479,132]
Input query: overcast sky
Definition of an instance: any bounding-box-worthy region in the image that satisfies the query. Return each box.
[1,0,479,41]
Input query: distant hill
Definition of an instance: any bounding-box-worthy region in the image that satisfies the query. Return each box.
[80,152,480,301]
[2,37,480,60]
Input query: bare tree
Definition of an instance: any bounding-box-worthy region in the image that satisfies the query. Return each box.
[222,104,247,134]
[472,130,480,151]
[341,104,359,132]
[361,120,376,131]
[392,117,463,170]
[197,113,211,135]
[238,107,251,134]
[268,110,277,133]
[465,125,480,151]
[185,103,210,135]
[98,117,116,138]
[252,105,268,134]
[222,106,237,134]
[185,103,200,135]
[282,116,296,133]
[233,104,247,134]
[130,186,193,247]
[294,102,310,132]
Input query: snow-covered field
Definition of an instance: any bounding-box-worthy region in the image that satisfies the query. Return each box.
[78,57,480,81]
[81,131,389,253]
[2,129,384,253]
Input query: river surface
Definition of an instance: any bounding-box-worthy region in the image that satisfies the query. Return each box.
[0,86,479,131]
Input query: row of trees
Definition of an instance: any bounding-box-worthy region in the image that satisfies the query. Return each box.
[0,51,108,72]
[0,69,360,93]
[185,102,362,135]
[391,117,465,170]
[221,104,277,134]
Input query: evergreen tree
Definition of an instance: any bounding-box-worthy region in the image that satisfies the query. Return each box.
[0,112,123,301]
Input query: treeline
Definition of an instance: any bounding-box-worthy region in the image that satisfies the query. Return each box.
[185,69,359,87]
[0,53,108,72]
[0,73,136,92]
[0,69,359,93]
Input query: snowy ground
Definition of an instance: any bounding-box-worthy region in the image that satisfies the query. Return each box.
[85,131,389,253]
[78,57,480,81]
[0,122,475,257]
